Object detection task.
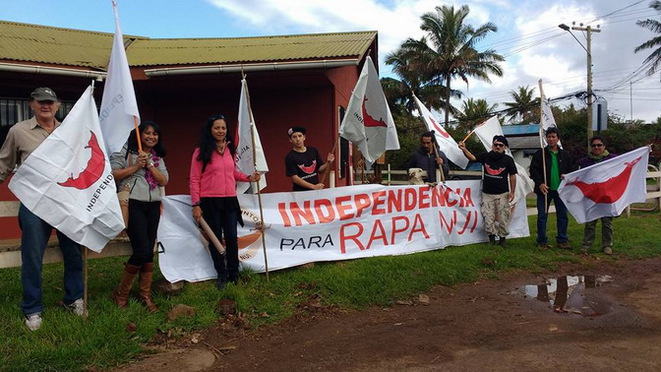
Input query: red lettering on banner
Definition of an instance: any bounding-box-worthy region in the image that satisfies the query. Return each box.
[462,188,474,207]
[438,210,479,235]
[387,189,403,213]
[314,199,335,224]
[278,202,292,227]
[340,222,364,253]
[366,219,388,250]
[409,214,429,240]
[419,187,430,209]
[372,191,386,215]
[390,216,410,243]
[404,188,417,211]
[290,201,315,226]
[354,193,371,217]
[335,195,354,220]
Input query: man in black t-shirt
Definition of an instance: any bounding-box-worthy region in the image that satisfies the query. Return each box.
[459,135,517,245]
[285,126,335,191]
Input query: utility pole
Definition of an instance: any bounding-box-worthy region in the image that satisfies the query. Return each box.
[571,24,601,148]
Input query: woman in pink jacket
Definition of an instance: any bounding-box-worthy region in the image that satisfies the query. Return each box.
[190,114,260,290]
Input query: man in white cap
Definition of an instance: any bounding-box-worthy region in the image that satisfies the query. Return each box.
[0,87,85,331]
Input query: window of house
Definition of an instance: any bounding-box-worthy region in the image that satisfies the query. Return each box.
[0,98,74,144]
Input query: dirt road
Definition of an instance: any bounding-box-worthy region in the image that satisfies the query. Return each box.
[116,256,661,371]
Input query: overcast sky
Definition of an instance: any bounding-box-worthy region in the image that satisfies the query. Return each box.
[2,0,659,122]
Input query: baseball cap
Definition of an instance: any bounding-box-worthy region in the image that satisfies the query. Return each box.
[288,126,306,137]
[30,87,58,102]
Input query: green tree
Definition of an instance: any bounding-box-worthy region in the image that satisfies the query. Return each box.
[503,86,540,124]
[454,98,497,133]
[397,5,504,126]
[634,0,661,79]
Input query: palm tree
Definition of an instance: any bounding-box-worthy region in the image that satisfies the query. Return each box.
[634,0,661,79]
[503,86,540,124]
[384,48,455,115]
[454,98,497,133]
[397,5,504,126]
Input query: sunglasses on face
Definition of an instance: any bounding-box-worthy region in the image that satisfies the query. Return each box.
[591,143,604,148]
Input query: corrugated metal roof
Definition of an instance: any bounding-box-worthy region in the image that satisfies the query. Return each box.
[0,21,376,69]
[127,31,375,66]
[0,20,143,69]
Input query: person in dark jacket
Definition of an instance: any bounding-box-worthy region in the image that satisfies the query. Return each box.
[529,127,575,249]
[407,131,449,183]
[578,136,617,255]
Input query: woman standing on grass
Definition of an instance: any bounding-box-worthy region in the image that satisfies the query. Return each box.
[111,121,168,312]
[189,114,260,290]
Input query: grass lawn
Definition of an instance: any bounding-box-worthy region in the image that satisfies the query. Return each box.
[1,212,660,371]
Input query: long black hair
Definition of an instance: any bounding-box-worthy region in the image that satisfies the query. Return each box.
[196,114,236,171]
[127,120,166,157]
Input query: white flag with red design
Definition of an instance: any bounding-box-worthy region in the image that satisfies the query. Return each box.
[412,94,468,169]
[9,85,124,252]
[339,56,399,166]
[99,0,141,155]
[539,80,562,149]
[473,116,534,203]
[235,78,268,194]
[559,146,649,224]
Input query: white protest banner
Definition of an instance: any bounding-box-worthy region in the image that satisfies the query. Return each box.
[9,85,123,252]
[158,182,529,281]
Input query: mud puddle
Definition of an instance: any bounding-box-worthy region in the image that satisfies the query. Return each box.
[517,275,613,316]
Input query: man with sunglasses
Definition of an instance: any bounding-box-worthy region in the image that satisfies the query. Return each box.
[578,136,617,255]
[459,136,517,245]
[530,127,575,250]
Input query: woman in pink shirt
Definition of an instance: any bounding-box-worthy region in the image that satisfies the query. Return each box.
[189,114,260,290]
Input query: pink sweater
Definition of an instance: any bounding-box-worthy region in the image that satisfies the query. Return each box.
[189,148,250,205]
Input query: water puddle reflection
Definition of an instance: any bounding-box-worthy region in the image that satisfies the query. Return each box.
[519,275,612,316]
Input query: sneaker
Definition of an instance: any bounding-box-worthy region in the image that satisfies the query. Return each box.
[557,242,572,250]
[66,299,86,317]
[25,314,42,331]
[603,247,613,255]
[216,278,227,291]
[537,242,550,249]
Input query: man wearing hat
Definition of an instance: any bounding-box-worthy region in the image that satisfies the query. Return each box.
[458,135,517,245]
[285,126,335,191]
[0,87,84,331]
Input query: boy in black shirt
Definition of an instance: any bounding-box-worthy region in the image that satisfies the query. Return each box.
[285,126,335,191]
[459,135,517,245]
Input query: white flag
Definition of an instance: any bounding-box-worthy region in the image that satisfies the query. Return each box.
[412,94,468,169]
[99,0,140,155]
[9,85,124,252]
[559,146,649,224]
[539,80,561,149]
[235,78,269,194]
[473,116,534,203]
[339,56,399,166]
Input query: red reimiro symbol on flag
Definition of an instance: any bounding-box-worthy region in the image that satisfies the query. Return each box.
[567,157,642,204]
[58,131,105,190]
[361,97,387,127]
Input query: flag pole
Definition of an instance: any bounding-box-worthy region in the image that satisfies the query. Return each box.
[538,79,548,214]
[82,246,88,320]
[461,128,477,143]
[243,74,270,281]
[319,135,339,186]
[133,116,142,153]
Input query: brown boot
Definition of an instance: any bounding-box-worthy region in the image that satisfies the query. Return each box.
[138,263,158,313]
[112,263,140,308]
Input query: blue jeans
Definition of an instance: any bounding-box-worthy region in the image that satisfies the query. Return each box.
[18,204,83,316]
[536,191,569,245]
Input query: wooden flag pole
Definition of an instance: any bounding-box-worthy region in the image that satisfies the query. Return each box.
[461,128,476,143]
[432,144,445,183]
[82,246,88,320]
[133,116,142,153]
[199,217,226,255]
[319,135,339,186]
[243,75,270,281]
